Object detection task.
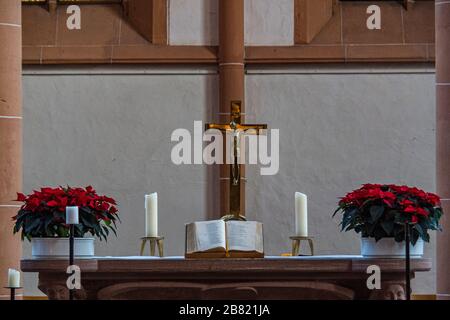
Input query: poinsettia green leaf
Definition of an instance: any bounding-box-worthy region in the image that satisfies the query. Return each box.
[414,223,424,237]
[381,221,395,235]
[411,232,419,245]
[394,232,404,242]
[370,206,384,222]
[44,215,53,229]
[332,206,343,217]
[24,218,41,234]
[373,228,385,241]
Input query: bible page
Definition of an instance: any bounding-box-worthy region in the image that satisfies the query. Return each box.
[187,220,226,253]
[226,221,263,253]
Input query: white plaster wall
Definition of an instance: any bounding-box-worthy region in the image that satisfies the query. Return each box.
[22,66,218,296]
[169,0,219,45]
[245,65,436,293]
[245,0,294,46]
[169,0,294,46]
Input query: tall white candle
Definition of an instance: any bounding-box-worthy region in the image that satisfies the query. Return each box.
[145,193,158,237]
[66,206,79,225]
[8,269,20,288]
[295,192,308,237]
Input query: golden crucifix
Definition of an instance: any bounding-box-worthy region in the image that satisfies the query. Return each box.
[206,101,267,221]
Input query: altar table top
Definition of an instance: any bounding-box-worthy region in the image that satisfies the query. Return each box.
[22,255,431,274]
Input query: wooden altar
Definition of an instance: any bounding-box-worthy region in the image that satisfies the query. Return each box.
[21,256,431,300]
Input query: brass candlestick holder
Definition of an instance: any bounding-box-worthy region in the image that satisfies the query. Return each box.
[290,236,314,256]
[140,236,164,257]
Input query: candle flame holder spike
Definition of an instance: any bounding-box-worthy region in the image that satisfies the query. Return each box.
[140,236,164,257]
[4,287,22,301]
[290,236,314,256]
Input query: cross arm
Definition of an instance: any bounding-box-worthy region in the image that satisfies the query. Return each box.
[236,124,268,133]
[205,123,232,131]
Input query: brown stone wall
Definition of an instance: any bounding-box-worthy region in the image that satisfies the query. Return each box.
[22,1,178,64]
[22,1,436,64]
[261,0,435,63]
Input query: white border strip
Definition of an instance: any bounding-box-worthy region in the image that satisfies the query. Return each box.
[23,65,218,76]
[219,63,245,67]
[23,64,435,76]
[437,83,450,86]
[247,64,435,75]
[0,205,21,208]
[0,22,20,28]
[436,1,450,6]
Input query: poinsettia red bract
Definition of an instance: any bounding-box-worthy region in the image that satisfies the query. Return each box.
[333,184,443,244]
[13,186,119,241]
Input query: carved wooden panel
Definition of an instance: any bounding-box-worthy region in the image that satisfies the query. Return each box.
[68,281,356,300]
[97,282,205,300]
[201,282,355,300]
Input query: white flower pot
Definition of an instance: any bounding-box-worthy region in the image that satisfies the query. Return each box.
[31,238,95,258]
[361,237,424,258]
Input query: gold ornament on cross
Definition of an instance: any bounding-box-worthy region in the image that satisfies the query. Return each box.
[206,101,267,221]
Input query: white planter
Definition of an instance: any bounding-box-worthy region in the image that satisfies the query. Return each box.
[31,238,95,258]
[361,237,424,258]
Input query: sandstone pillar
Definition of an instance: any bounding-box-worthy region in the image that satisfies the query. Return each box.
[217,0,245,216]
[436,0,450,300]
[0,0,22,299]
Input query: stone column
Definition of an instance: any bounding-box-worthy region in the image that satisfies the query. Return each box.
[218,0,245,217]
[436,0,450,300]
[0,0,22,299]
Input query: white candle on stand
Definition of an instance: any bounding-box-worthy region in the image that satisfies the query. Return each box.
[8,269,20,288]
[66,206,79,225]
[145,193,158,237]
[295,192,308,237]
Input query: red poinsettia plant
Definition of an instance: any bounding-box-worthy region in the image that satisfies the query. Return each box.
[13,186,119,241]
[333,184,443,244]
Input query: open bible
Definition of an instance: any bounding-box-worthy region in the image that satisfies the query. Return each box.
[185,220,264,258]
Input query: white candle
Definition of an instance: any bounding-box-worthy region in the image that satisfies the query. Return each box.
[8,269,20,288]
[66,206,79,225]
[295,192,308,237]
[145,193,158,237]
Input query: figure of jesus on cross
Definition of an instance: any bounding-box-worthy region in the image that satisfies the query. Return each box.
[206,101,267,221]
